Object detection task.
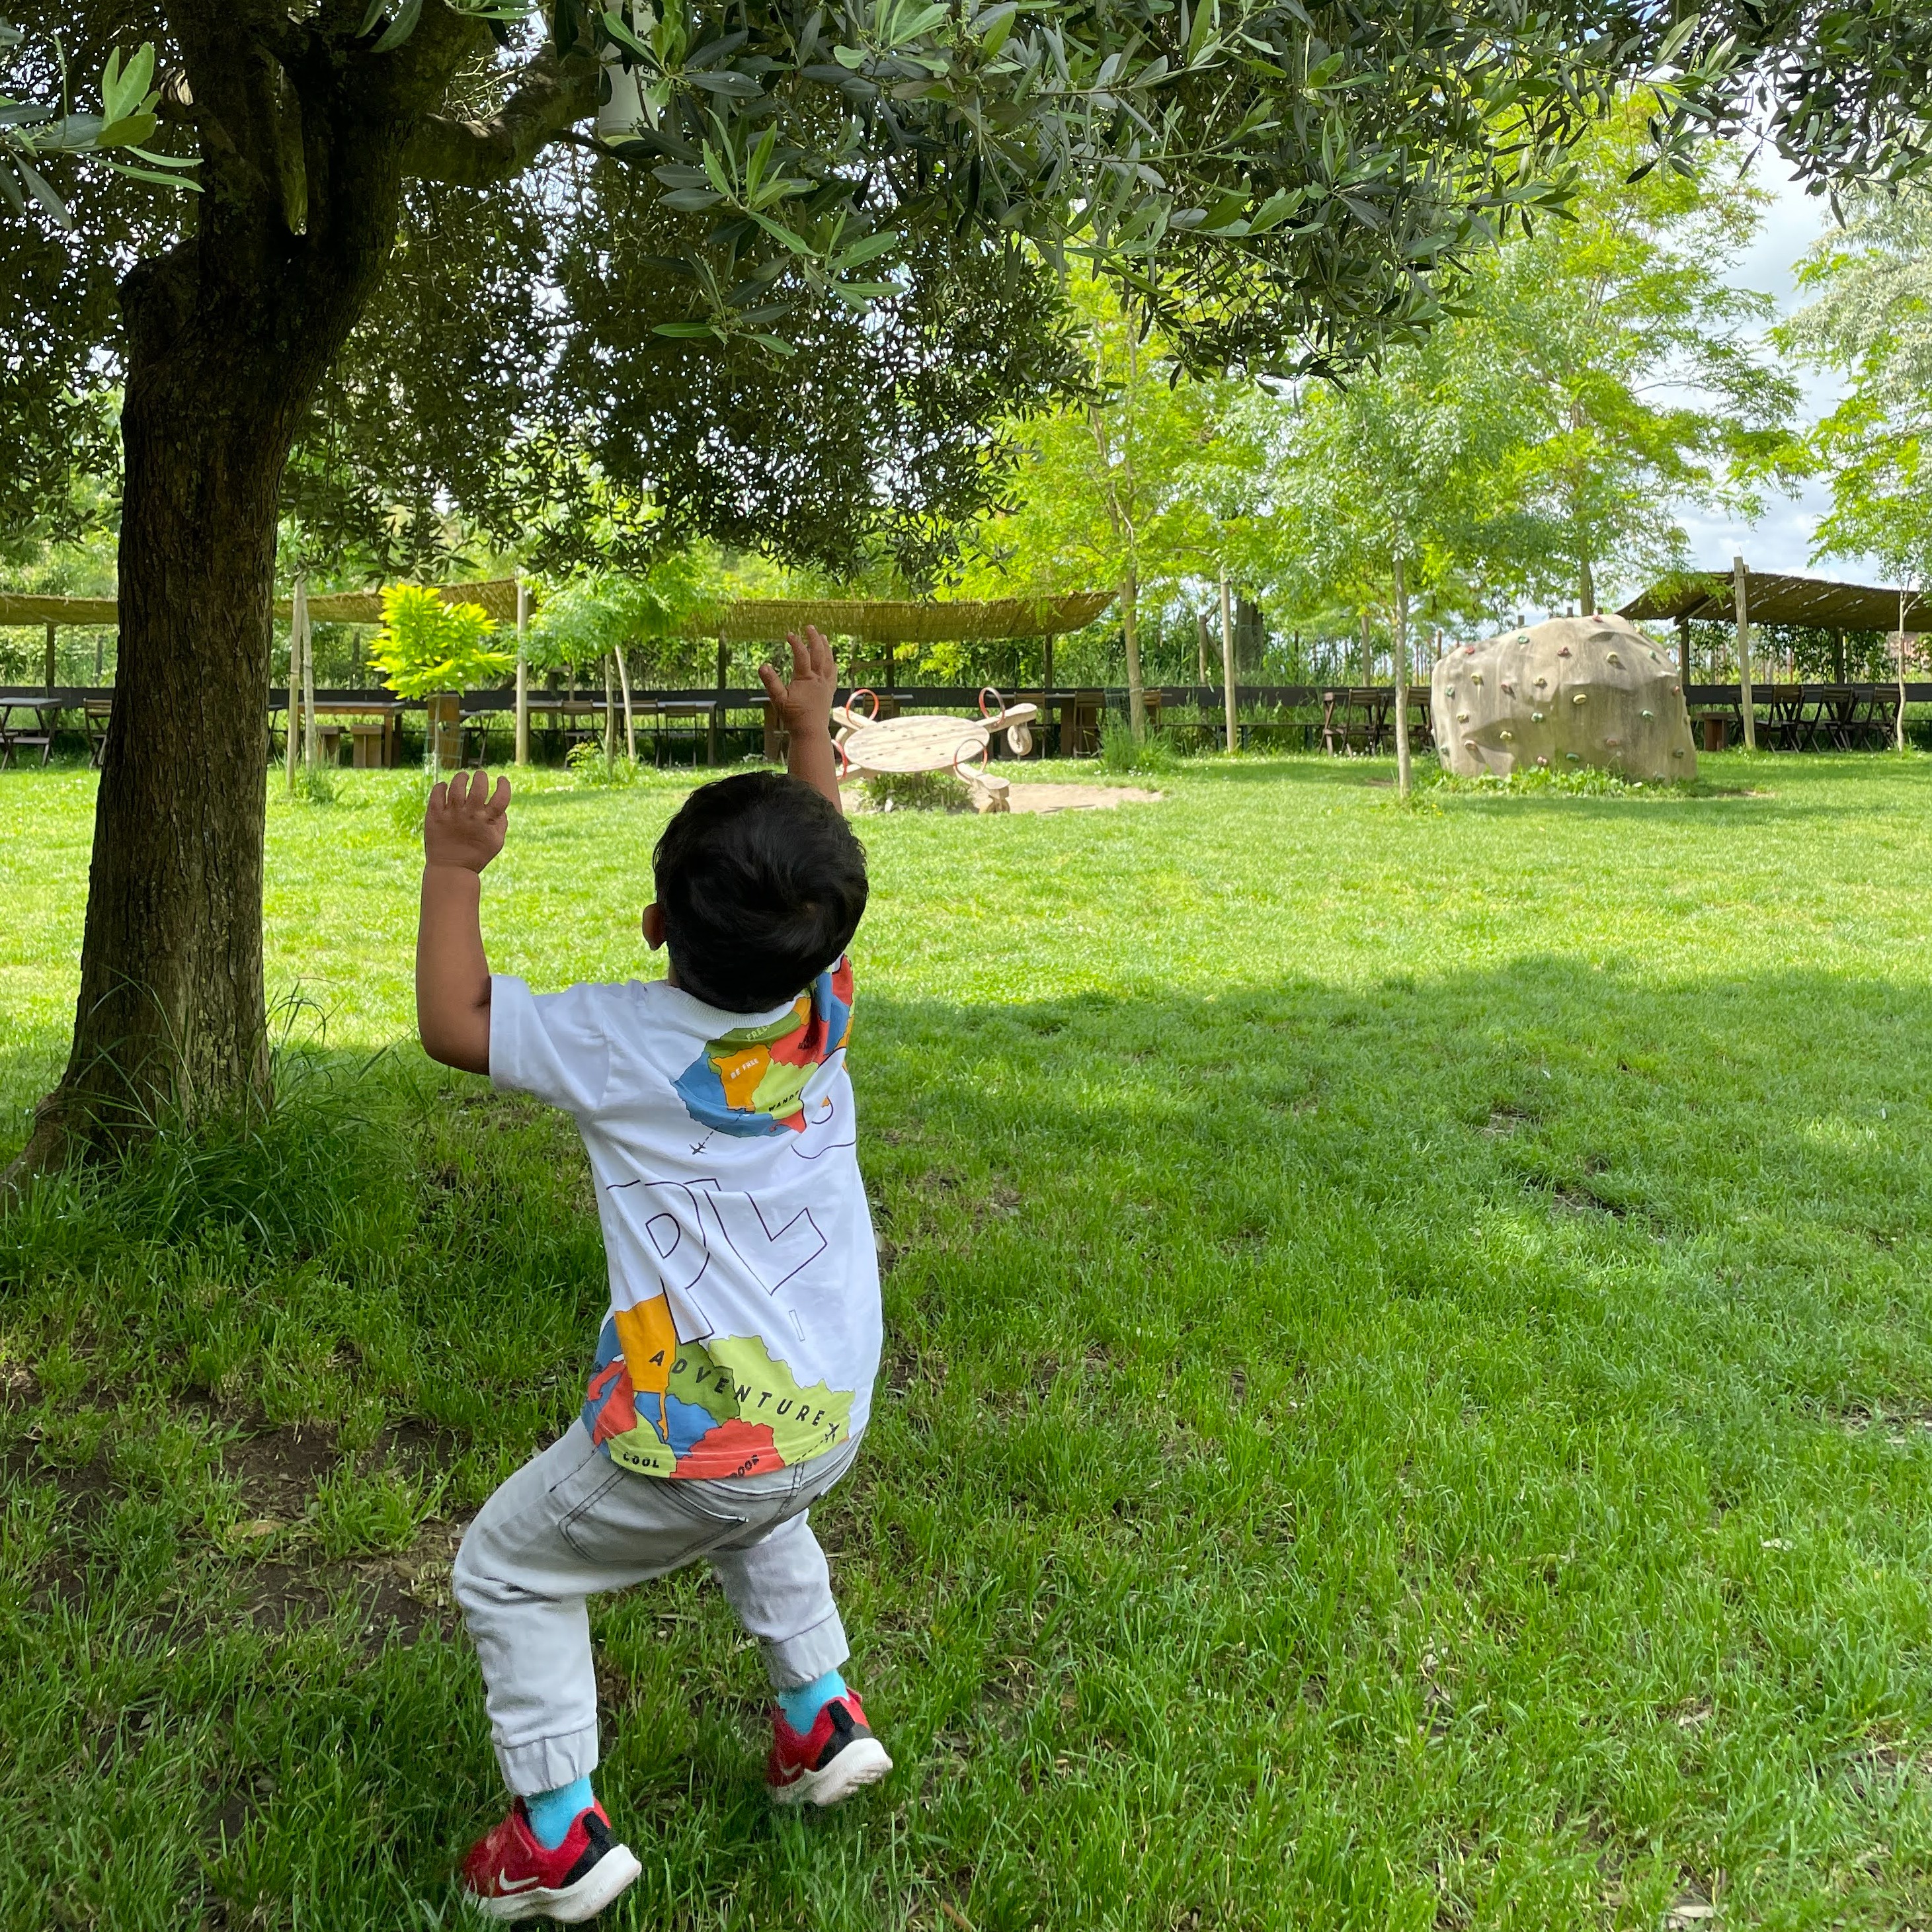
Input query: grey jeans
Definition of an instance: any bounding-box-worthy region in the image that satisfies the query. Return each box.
[453,1422,863,1794]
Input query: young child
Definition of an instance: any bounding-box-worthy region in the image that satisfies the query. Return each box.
[417,628,888,1923]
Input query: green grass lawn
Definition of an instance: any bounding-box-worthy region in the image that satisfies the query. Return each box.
[5,752,1932,1931]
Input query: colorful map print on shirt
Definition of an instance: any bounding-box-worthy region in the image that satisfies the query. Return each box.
[672,958,854,1138]
[581,1299,854,1478]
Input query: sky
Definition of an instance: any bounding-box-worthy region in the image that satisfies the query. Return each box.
[1671,151,1877,584]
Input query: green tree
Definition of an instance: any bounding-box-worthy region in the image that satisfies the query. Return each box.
[1,3,1921,1170]
[1465,104,1799,617]
[1780,182,1932,745]
[961,275,1258,739]
[1266,324,1527,795]
[368,584,513,697]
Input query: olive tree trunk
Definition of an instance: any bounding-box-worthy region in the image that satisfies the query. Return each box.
[1392,553,1414,801]
[8,21,483,1179]
[1121,565,1147,743]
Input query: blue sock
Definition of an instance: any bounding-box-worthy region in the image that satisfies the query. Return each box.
[523,1775,594,1850]
[777,1668,846,1734]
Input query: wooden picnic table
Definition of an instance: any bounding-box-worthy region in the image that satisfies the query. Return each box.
[0,698,58,768]
[1688,684,1900,752]
[275,697,405,767]
[1320,687,1433,756]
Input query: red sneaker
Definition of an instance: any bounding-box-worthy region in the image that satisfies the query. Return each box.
[766,1690,893,1806]
[460,1798,641,1923]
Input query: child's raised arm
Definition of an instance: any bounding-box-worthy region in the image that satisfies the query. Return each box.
[417,768,510,1074]
[759,625,844,811]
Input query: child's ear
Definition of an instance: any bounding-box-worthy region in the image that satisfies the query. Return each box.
[642,903,666,951]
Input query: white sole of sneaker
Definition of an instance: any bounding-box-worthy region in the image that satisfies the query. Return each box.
[471,1843,643,1923]
[771,1737,894,1808]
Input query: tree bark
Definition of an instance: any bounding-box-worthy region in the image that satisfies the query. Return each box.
[1392,554,1414,800]
[1219,573,1238,757]
[298,577,318,768]
[514,579,530,766]
[1579,553,1596,619]
[10,17,481,1178]
[1121,565,1147,743]
[1733,553,1756,753]
[616,643,635,762]
[1899,590,1912,754]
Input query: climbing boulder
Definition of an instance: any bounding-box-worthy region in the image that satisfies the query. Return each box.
[1429,614,1695,782]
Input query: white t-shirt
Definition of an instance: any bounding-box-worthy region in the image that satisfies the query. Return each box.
[489,957,879,1480]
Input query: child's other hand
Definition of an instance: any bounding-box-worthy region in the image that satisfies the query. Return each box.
[424,769,510,873]
[759,625,838,735]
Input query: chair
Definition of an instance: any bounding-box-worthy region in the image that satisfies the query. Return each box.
[84,697,112,767]
[1058,690,1104,756]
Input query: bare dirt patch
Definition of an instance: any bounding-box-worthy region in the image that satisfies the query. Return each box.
[221,1425,342,1513]
[242,1515,469,1645]
[1005,784,1164,813]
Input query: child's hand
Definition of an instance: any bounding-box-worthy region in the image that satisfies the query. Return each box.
[759,625,838,735]
[424,768,510,873]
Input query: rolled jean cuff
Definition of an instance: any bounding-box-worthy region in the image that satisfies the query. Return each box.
[495,1723,600,1798]
[763,1606,850,1691]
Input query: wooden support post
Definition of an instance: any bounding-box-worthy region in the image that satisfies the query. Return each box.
[1219,571,1238,756]
[1732,555,1755,752]
[616,642,635,762]
[297,577,319,770]
[1833,628,1846,684]
[514,577,530,766]
[603,653,616,760]
[1675,612,1692,683]
[44,621,56,695]
[1392,555,1413,799]
[286,605,300,792]
[1898,588,1912,753]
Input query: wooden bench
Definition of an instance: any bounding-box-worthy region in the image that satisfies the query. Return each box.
[317,719,392,768]
[84,697,111,767]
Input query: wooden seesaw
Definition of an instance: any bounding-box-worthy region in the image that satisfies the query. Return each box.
[831,688,1039,813]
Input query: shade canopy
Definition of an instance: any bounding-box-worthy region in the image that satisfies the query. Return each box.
[708,592,1113,643]
[284,578,523,624]
[1621,571,1916,633]
[3,583,1111,641]
[0,594,118,625]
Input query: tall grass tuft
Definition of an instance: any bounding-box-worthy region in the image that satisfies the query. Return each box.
[1099,716,1182,775]
[566,743,641,788]
[0,1047,401,1285]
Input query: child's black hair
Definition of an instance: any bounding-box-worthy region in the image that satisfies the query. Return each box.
[653,772,868,1012]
